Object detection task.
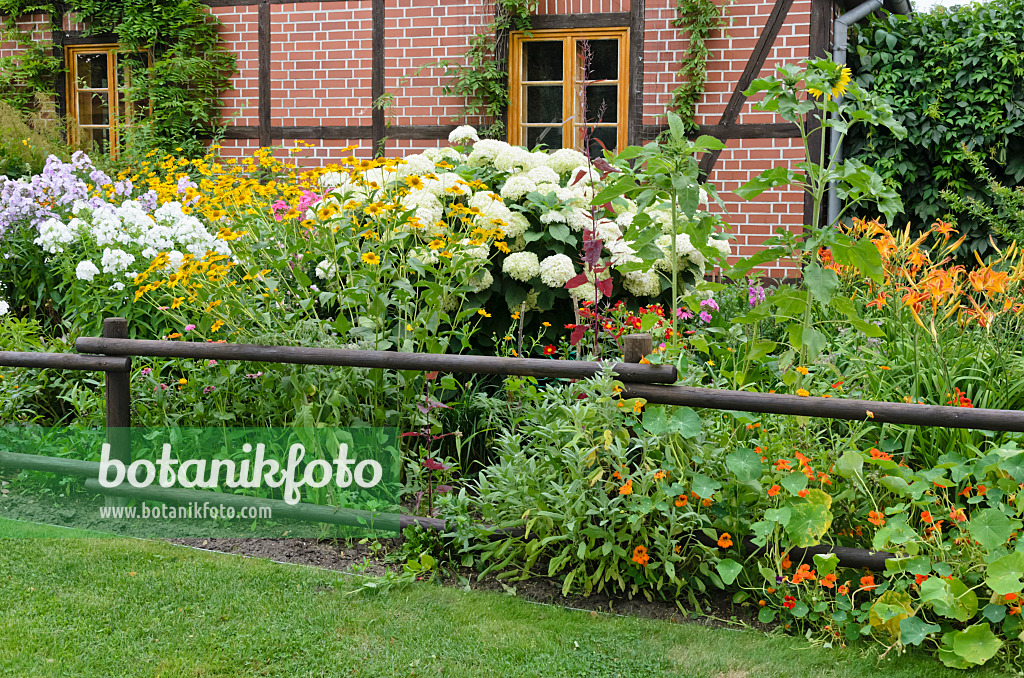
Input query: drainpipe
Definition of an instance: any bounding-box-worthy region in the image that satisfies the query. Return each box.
[825,0,883,228]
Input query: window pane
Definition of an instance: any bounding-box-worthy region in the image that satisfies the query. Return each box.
[576,126,618,157]
[584,85,617,124]
[577,39,617,81]
[524,41,562,82]
[78,92,110,125]
[524,85,563,124]
[526,126,562,150]
[76,53,109,89]
[79,127,111,154]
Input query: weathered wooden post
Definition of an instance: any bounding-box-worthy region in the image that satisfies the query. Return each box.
[103,318,131,508]
[623,333,653,364]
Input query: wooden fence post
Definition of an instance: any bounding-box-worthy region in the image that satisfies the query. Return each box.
[103,318,132,508]
[623,333,653,364]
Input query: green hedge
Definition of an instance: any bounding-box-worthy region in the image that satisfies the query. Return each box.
[846,0,1024,257]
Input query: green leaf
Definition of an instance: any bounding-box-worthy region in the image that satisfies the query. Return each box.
[690,473,721,499]
[716,558,743,586]
[813,553,840,577]
[765,507,791,526]
[970,508,1019,551]
[726,448,763,483]
[835,451,863,478]
[931,577,978,622]
[986,552,1024,595]
[758,606,777,623]
[733,167,799,200]
[803,263,839,304]
[900,616,941,646]
[952,623,1002,666]
[785,501,833,547]
[780,473,808,496]
[668,407,702,437]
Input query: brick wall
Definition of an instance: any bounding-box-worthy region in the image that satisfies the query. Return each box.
[2,0,817,274]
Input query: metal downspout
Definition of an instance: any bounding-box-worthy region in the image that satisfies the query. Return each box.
[825,0,883,228]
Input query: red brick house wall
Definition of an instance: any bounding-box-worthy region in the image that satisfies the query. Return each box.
[2,0,833,277]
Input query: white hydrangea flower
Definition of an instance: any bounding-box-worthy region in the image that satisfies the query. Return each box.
[409,247,439,265]
[0,300,9,315]
[508,233,527,252]
[524,288,540,312]
[540,210,567,225]
[709,235,731,257]
[526,166,560,185]
[449,125,480,144]
[606,239,639,267]
[499,174,537,201]
[315,258,336,280]
[468,139,512,167]
[569,281,597,301]
[401,190,444,226]
[75,260,100,281]
[468,268,493,292]
[565,208,593,232]
[539,254,576,288]
[595,218,621,242]
[493,147,540,173]
[545,148,587,175]
[501,213,530,239]
[319,171,345,189]
[622,270,661,296]
[502,251,540,282]
[395,154,435,178]
[458,238,490,260]
[615,212,635,230]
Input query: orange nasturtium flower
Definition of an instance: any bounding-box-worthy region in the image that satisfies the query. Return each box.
[654,470,667,480]
[838,581,850,596]
[792,564,816,584]
[701,497,713,507]
[717,533,734,549]
[860,575,877,591]
[868,510,886,527]
[768,484,781,497]
[618,479,633,496]
[920,510,934,524]
[781,553,792,570]
[675,494,687,507]
[821,573,837,589]
[950,507,967,523]
[632,545,650,566]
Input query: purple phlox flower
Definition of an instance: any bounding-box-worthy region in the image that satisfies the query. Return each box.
[203,385,216,394]
[748,284,766,307]
[699,298,719,312]
[699,310,713,324]
[183,324,196,332]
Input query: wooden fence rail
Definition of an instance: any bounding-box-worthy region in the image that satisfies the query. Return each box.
[5,316,1023,570]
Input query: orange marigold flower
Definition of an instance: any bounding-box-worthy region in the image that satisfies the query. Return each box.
[618,479,633,496]
[821,573,837,589]
[632,545,650,566]
[860,575,876,591]
[718,533,734,549]
[768,484,781,497]
[868,510,886,527]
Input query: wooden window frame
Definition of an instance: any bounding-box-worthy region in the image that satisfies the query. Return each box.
[65,44,150,158]
[508,27,630,154]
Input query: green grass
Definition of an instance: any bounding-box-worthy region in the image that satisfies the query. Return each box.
[0,526,1015,677]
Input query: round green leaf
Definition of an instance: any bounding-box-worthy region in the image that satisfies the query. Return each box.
[952,623,1002,666]
[726,448,763,483]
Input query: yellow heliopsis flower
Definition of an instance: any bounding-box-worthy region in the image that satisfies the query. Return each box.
[362,252,381,265]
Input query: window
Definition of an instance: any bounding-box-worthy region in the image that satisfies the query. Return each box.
[65,45,149,157]
[508,28,629,156]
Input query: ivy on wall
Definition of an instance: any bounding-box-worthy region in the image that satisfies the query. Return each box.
[671,0,727,129]
[846,0,1024,258]
[0,0,236,157]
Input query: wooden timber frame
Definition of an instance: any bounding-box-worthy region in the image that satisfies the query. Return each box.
[30,0,816,154]
[0,320,1022,571]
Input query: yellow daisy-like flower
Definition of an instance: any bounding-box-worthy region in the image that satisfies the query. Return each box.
[362,252,381,265]
[796,366,809,375]
[405,175,423,189]
[428,239,446,251]
[796,388,810,397]
[211,319,225,332]
[478,309,491,318]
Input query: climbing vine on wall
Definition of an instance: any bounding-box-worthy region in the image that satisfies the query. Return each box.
[0,0,235,157]
[671,0,726,129]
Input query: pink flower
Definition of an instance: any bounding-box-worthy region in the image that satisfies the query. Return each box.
[207,360,217,367]
[244,372,263,379]
[203,385,216,394]
[140,367,152,376]
[184,324,196,332]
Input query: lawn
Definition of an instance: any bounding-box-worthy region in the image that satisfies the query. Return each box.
[0,520,1013,678]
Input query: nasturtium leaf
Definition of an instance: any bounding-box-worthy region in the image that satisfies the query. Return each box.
[726,448,763,483]
[969,508,1018,551]
[716,558,743,586]
[835,451,864,478]
[758,606,777,623]
[952,623,1002,666]
[880,475,912,497]
[765,507,791,526]
[899,616,940,646]
[790,601,809,618]
[641,406,668,435]
[668,407,702,437]
[690,473,721,500]
[869,590,913,639]
[986,552,1024,595]
[982,603,1007,624]
[919,576,954,608]
[931,578,978,622]
[813,553,839,577]
[781,473,808,496]
[784,501,833,547]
